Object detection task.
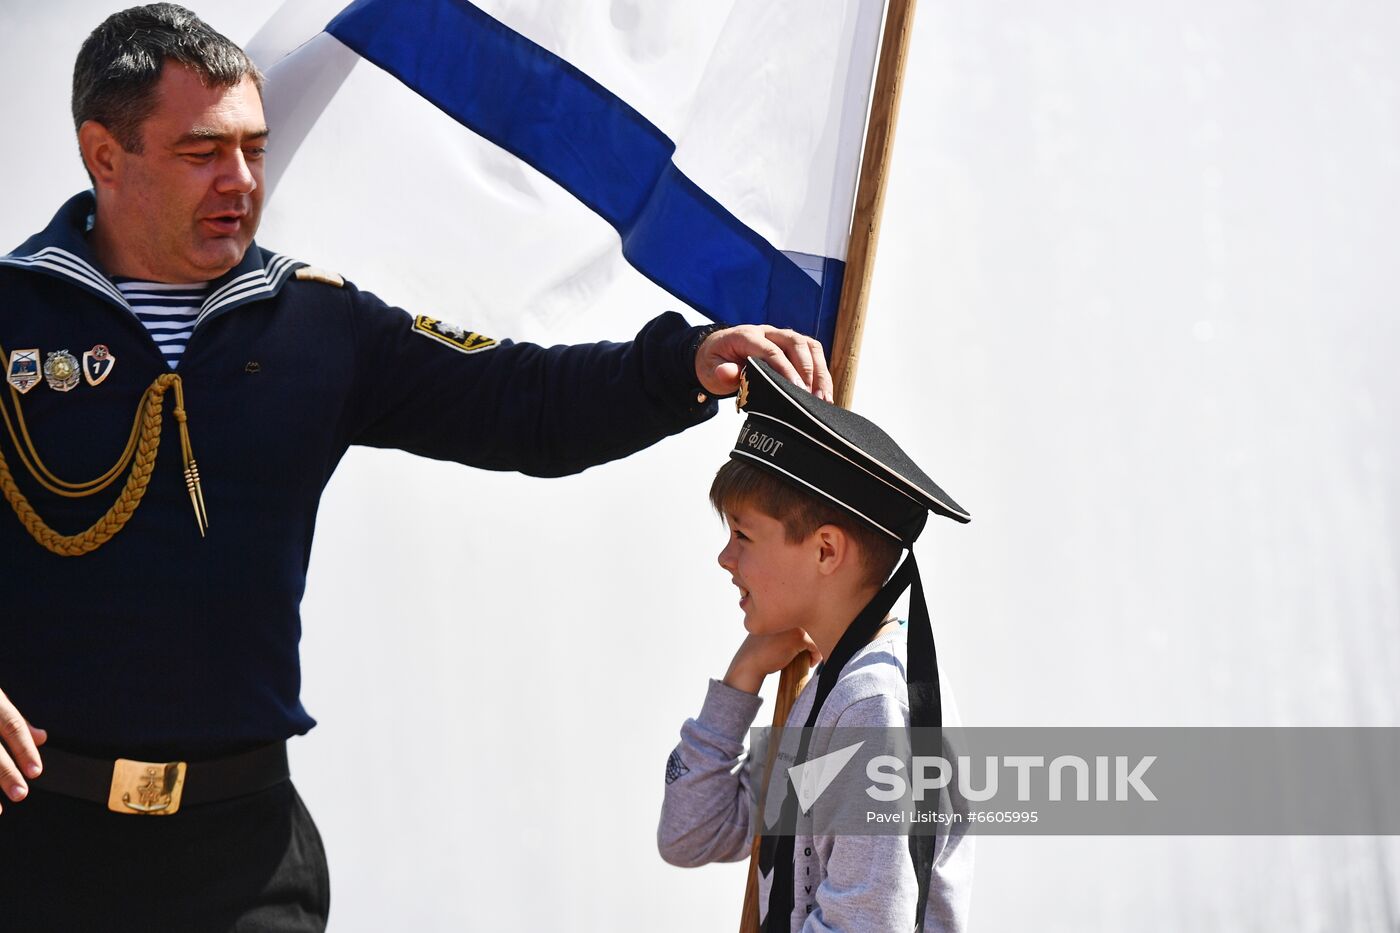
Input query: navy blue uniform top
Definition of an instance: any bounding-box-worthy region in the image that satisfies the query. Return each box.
[0,192,717,759]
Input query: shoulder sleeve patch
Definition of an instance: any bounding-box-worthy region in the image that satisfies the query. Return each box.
[294,266,345,287]
[411,315,498,354]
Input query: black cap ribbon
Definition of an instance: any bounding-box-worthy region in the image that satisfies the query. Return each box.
[759,552,941,932]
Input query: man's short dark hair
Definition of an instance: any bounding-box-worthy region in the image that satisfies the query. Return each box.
[72,3,264,154]
[709,458,902,590]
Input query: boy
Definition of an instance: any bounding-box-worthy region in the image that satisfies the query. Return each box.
[658,358,974,932]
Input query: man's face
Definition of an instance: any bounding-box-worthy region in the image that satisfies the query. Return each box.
[716,505,820,636]
[108,64,267,282]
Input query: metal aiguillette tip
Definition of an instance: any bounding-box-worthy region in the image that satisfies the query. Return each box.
[187,492,205,536]
[191,460,208,531]
[185,466,207,537]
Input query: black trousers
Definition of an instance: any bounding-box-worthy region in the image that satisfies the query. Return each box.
[0,780,330,932]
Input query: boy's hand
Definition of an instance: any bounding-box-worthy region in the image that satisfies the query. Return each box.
[722,630,822,696]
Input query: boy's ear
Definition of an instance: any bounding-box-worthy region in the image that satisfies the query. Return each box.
[814,524,849,576]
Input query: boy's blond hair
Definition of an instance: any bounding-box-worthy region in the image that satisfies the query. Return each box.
[709,459,901,590]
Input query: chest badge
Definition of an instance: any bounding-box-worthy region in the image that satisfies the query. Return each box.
[6,348,41,394]
[43,350,81,392]
[83,344,116,387]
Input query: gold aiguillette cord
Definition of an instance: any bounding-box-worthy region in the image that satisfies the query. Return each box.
[0,341,208,556]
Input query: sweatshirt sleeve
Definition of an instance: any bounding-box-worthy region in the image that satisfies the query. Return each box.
[805,694,974,933]
[657,678,764,868]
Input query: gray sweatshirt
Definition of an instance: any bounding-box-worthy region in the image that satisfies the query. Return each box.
[658,625,973,932]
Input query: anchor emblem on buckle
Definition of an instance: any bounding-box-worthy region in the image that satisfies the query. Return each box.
[108,759,187,815]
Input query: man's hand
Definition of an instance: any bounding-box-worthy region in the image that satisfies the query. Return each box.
[0,687,46,815]
[695,325,834,402]
[722,629,823,696]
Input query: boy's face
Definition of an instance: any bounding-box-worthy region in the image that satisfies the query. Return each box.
[717,504,820,635]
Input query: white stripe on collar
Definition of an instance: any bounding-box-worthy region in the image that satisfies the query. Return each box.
[0,246,130,308]
[202,265,267,310]
[194,253,297,326]
[2,246,299,326]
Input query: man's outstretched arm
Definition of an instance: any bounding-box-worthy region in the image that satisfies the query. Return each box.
[336,283,831,476]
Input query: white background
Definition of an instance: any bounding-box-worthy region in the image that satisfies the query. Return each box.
[3,1,1398,930]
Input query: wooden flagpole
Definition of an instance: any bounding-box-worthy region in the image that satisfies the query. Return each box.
[738,0,921,928]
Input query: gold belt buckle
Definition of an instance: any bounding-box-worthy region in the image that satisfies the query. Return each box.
[107,758,188,815]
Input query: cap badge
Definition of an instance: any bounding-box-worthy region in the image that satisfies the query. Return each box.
[6,348,41,394]
[736,368,750,412]
[83,344,116,387]
[43,350,81,392]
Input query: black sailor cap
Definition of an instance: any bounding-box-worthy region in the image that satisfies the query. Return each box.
[739,356,970,932]
[731,356,970,546]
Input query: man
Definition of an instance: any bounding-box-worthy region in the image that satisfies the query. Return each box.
[0,5,831,928]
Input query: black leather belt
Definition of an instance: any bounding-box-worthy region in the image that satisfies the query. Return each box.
[35,742,290,815]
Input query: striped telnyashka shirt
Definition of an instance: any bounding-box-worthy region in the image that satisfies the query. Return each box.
[113,278,211,369]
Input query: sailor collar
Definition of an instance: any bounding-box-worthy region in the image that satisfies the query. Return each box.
[1,190,302,329]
